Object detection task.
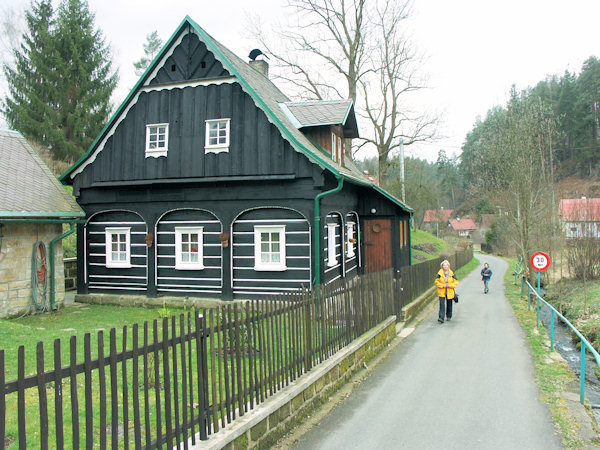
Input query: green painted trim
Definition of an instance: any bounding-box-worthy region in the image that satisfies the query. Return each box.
[314,176,344,285]
[0,216,84,222]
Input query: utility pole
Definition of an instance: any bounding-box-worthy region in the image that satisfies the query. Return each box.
[399,139,405,203]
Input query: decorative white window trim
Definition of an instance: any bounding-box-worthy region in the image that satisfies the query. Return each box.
[254,225,286,271]
[346,222,355,258]
[205,118,230,154]
[105,227,131,268]
[175,227,204,270]
[145,123,169,158]
[327,223,337,266]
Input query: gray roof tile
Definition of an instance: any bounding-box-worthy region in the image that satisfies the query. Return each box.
[0,130,84,218]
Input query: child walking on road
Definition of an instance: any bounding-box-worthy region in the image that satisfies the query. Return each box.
[481,263,492,294]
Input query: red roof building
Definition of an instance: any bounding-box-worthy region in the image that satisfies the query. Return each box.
[449,218,477,238]
[424,209,454,223]
[559,198,600,238]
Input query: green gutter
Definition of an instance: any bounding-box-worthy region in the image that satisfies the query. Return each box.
[49,222,76,310]
[314,176,343,285]
[1,218,83,310]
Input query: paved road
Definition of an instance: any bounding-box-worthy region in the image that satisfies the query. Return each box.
[291,254,563,449]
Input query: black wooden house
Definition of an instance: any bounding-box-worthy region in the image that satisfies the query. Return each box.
[61,16,412,300]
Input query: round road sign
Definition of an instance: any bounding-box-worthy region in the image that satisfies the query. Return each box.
[530,252,551,272]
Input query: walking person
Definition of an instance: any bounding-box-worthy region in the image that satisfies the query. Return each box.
[435,260,459,323]
[481,263,492,294]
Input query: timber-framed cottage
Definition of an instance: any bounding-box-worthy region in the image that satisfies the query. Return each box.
[61,16,412,300]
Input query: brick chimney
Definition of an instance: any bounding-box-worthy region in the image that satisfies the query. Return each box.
[249,59,269,77]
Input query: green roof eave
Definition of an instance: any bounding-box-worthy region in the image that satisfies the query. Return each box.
[0,210,85,218]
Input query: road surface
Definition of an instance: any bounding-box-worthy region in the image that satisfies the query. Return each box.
[290,254,563,449]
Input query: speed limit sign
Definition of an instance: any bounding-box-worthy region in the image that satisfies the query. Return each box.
[530,252,551,272]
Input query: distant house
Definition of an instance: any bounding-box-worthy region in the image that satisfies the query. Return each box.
[559,198,600,239]
[423,209,453,234]
[0,130,84,317]
[60,17,413,300]
[449,218,477,238]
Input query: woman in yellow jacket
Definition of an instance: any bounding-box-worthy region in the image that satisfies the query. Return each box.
[434,259,459,323]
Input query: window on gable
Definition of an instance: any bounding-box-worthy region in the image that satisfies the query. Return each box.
[105,227,131,268]
[254,225,286,271]
[175,227,204,270]
[145,123,169,158]
[327,223,338,266]
[331,133,343,163]
[205,118,230,154]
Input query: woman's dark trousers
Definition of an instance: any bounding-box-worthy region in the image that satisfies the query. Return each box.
[439,296,453,321]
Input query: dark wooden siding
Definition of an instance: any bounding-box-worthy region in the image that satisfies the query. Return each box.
[148,33,230,85]
[323,213,343,284]
[85,211,148,292]
[155,209,222,294]
[232,207,311,295]
[75,82,307,188]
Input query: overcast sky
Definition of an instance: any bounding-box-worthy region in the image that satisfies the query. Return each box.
[2,0,600,162]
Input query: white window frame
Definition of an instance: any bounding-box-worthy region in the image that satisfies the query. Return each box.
[331,133,341,163]
[346,222,355,258]
[254,225,286,271]
[145,123,169,158]
[205,118,230,154]
[337,136,343,162]
[105,227,131,268]
[327,223,337,266]
[175,227,204,270]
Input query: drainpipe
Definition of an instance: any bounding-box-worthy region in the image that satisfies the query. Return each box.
[314,176,344,285]
[49,222,77,310]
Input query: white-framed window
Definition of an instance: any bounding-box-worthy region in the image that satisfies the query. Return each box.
[327,223,337,266]
[205,118,230,153]
[175,227,204,270]
[105,227,131,268]
[145,123,169,157]
[346,222,355,258]
[331,133,341,163]
[337,136,343,162]
[254,225,286,271]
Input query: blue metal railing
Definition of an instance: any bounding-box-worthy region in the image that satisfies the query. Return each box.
[524,278,600,405]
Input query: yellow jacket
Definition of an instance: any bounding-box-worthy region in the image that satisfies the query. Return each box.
[435,268,459,299]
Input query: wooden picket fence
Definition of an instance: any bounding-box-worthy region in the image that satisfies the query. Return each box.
[0,247,474,449]
[0,269,395,449]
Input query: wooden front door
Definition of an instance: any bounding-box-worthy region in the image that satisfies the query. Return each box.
[363,218,392,274]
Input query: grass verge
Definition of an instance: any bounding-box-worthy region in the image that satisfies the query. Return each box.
[503,257,589,449]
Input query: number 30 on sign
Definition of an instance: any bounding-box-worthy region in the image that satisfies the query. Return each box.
[530,252,551,272]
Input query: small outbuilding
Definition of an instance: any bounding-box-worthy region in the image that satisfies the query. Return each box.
[0,130,84,317]
[559,197,600,239]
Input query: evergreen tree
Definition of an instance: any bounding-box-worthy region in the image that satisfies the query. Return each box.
[2,0,58,145]
[2,0,117,161]
[51,0,117,160]
[133,30,163,76]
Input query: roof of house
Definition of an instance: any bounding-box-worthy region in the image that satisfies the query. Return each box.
[280,100,359,137]
[0,130,84,219]
[60,16,411,214]
[449,218,477,231]
[559,198,600,221]
[424,209,454,223]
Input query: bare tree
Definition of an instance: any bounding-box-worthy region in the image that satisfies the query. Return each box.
[358,1,437,184]
[250,0,437,167]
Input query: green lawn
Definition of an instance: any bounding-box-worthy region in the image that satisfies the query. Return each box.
[411,228,454,261]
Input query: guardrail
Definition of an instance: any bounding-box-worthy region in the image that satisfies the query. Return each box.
[523,278,600,405]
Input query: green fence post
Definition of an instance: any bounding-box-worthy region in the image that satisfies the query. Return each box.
[527,285,531,312]
[580,344,586,404]
[550,310,554,352]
